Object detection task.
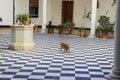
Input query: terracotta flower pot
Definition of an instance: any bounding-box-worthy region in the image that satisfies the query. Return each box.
[101,32,108,39]
[67,26,72,34]
[80,31,85,37]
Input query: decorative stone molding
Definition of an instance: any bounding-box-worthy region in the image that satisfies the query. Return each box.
[9,25,35,50]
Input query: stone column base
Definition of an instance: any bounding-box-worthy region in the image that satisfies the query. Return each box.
[88,34,96,38]
[106,69,120,80]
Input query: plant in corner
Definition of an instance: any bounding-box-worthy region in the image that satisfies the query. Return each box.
[96,15,114,39]
[16,13,32,25]
[79,26,87,37]
[64,21,75,34]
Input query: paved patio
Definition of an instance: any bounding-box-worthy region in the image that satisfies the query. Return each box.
[0,33,114,80]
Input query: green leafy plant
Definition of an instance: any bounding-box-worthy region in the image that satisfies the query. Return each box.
[78,26,87,37]
[16,13,32,25]
[79,26,86,32]
[83,6,91,20]
[96,15,114,39]
[64,22,75,29]
[83,11,91,20]
[57,24,64,30]
[97,15,114,33]
[64,21,75,34]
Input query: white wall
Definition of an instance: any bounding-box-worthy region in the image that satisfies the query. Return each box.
[50,0,62,25]
[97,0,116,25]
[15,0,29,15]
[0,0,13,25]
[74,0,91,28]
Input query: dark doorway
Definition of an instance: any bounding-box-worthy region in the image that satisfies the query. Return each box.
[62,0,74,24]
[29,0,39,18]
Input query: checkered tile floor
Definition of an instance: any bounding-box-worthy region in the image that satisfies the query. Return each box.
[0,33,114,80]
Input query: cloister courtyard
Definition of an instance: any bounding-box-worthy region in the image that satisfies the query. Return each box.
[0,30,114,80]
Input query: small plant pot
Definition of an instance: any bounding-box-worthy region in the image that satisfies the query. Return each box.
[101,32,108,39]
[34,25,39,32]
[67,26,72,34]
[59,29,63,34]
[80,31,85,37]
[22,20,27,25]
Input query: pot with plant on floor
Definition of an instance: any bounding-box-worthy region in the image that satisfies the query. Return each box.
[97,15,114,39]
[64,21,75,34]
[57,24,64,34]
[79,26,88,37]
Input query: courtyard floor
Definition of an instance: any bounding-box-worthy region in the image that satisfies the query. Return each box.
[0,33,114,80]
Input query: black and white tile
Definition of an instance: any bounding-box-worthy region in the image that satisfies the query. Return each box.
[0,33,114,80]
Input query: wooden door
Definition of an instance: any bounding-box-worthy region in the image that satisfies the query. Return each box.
[62,1,73,24]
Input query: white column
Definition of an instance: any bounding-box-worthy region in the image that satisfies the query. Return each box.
[107,0,120,79]
[41,0,47,33]
[89,0,97,38]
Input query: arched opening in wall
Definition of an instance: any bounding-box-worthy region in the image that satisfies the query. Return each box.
[62,0,74,24]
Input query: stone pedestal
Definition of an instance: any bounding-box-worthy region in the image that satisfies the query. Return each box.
[9,25,35,50]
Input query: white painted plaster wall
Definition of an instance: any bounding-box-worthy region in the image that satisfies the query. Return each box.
[50,0,62,25]
[15,0,29,15]
[74,0,91,28]
[0,0,13,25]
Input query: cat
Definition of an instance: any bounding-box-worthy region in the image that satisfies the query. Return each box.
[60,42,70,53]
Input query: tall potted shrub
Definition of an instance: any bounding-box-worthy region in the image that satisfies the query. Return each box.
[96,15,114,39]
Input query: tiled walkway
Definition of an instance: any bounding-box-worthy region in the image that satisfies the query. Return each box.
[0,33,114,80]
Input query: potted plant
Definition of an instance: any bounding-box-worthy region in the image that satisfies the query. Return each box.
[9,13,35,50]
[79,26,87,37]
[57,24,64,34]
[95,26,101,38]
[64,21,75,34]
[97,15,114,39]
[16,13,32,25]
[47,21,54,33]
